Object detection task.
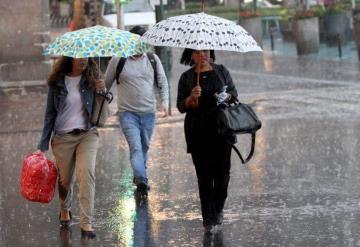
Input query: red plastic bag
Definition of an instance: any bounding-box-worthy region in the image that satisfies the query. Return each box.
[20,152,57,203]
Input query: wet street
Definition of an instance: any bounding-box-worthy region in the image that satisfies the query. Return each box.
[1,49,360,246]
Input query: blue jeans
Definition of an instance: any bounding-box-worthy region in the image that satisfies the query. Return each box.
[119,111,155,185]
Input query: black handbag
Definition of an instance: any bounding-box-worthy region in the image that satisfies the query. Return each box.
[217,99,262,164]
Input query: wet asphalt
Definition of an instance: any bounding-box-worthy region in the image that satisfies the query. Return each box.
[1,48,360,246]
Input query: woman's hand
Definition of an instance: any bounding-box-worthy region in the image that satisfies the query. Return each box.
[216,91,231,105]
[186,85,201,109]
[95,80,105,93]
[35,150,46,156]
[190,85,201,100]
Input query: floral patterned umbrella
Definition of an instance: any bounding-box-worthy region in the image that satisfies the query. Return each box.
[141,12,262,53]
[44,25,149,58]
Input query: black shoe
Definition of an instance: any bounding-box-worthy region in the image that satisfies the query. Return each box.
[81,229,96,239]
[136,182,149,197]
[59,211,72,228]
[59,226,72,244]
[215,212,224,226]
[204,224,216,235]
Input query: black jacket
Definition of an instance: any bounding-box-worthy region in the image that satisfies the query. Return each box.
[176,64,238,153]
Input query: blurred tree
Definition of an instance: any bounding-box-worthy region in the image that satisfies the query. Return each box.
[73,0,86,29]
[115,0,127,29]
[283,0,297,8]
[167,0,186,10]
[88,0,101,26]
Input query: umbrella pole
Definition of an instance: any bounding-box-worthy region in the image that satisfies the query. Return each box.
[196,62,200,86]
[201,0,205,12]
[98,57,101,80]
[194,61,200,108]
[97,57,104,94]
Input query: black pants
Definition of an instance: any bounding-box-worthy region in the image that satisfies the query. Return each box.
[191,140,232,226]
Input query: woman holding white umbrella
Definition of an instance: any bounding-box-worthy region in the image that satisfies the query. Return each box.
[141,8,261,234]
[177,48,238,234]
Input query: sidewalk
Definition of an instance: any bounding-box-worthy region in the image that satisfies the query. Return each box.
[262,36,359,62]
[2,36,360,246]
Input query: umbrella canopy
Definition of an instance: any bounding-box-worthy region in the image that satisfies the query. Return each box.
[141,12,262,53]
[44,25,149,58]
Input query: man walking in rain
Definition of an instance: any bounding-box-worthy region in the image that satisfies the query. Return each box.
[104,26,169,197]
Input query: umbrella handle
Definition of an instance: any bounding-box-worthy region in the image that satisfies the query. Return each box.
[98,57,101,80]
[97,57,105,94]
[192,62,200,108]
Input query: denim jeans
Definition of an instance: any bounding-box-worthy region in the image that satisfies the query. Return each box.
[119,111,155,184]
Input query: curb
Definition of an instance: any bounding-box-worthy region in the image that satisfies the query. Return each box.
[0,80,46,89]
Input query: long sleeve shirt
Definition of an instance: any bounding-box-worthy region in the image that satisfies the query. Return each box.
[176,64,238,153]
[104,53,169,113]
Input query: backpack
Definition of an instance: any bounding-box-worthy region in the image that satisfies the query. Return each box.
[115,52,161,89]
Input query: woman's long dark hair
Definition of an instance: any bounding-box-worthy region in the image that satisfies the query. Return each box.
[180,48,215,66]
[47,56,99,89]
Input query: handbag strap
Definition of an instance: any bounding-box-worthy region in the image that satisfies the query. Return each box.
[230,132,256,164]
[96,96,107,126]
[94,91,113,126]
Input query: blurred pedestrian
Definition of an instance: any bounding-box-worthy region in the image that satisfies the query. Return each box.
[177,49,238,234]
[37,56,105,238]
[69,19,75,31]
[104,26,169,197]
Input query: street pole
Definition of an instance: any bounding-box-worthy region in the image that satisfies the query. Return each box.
[156,0,172,115]
[116,2,124,30]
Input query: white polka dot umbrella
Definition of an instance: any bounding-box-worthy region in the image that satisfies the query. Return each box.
[141,12,262,53]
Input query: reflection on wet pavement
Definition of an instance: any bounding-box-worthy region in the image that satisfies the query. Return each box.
[1,50,360,246]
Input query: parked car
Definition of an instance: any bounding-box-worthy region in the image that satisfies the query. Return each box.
[243,0,281,8]
[101,0,156,30]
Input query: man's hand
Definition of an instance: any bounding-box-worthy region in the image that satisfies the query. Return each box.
[158,106,168,118]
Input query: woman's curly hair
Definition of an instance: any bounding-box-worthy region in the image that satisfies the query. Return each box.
[47,56,99,90]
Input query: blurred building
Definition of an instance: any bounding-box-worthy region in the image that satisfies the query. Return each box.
[0,0,51,83]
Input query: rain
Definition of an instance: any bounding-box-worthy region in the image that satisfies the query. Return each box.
[1,47,360,246]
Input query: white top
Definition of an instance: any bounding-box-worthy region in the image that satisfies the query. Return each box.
[104,53,169,113]
[55,75,88,134]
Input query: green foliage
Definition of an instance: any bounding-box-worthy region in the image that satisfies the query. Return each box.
[293,10,316,19]
[185,2,201,9]
[166,5,239,19]
[261,7,293,20]
[310,5,325,16]
[114,0,129,4]
[354,12,360,22]
[239,11,261,20]
[166,4,290,21]
[291,5,327,20]
[324,4,347,15]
